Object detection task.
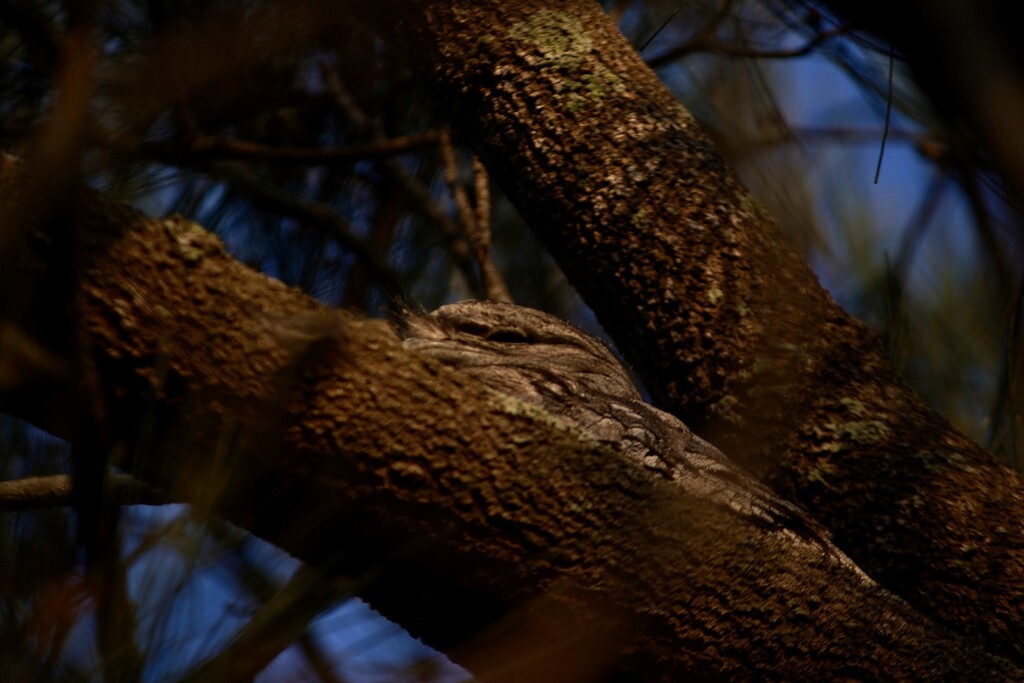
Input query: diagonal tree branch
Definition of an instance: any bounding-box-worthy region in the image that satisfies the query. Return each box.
[353,0,1024,662]
[0,152,1015,679]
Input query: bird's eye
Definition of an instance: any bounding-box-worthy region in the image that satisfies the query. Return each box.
[486,329,530,343]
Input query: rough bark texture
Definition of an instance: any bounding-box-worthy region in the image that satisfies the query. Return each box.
[358,0,1024,662]
[1,153,1019,680]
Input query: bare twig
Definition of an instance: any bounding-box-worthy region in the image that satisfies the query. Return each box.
[144,130,443,165]
[472,156,491,238]
[197,160,405,298]
[439,130,511,302]
[874,43,895,184]
[319,62,481,293]
[134,136,407,299]
[341,177,404,309]
[471,156,512,302]
[439,129,476,240]
[647,26,840,68]
[637,2,684,53]
[0,473,163,511]
[720,125,926,159]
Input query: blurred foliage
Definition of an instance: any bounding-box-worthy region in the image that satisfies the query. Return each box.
[0,0,1021,680]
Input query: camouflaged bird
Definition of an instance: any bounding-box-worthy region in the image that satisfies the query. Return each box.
[398,300,861,572]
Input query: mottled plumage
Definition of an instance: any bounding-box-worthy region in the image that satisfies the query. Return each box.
[399,300,858,570]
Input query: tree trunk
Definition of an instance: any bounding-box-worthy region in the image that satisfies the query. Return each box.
[354,0,1024,663]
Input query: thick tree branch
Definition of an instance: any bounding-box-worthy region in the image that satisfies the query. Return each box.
[355,0,1024,662]
[0,153,1015,679]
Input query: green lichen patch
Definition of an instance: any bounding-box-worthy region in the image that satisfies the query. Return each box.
[560,68,625,113]
[630,207,650,229]
[577,69,625,96]
[509,10,592,68]
[807,459,838,485]
[711,393,744,426]
[814,419,893,451]
[162,214,224,266]
[839,397,869,417]
[508,10,624,113]
[913,449,976,474]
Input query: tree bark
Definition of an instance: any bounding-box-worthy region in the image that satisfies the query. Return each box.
[1,153,1018,679]
[353,0,1024,663]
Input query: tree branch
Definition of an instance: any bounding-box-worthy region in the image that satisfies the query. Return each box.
[0,473,162,511]
[355,0,1024,662]
[153,129,444,165]
[0,152,1014,679]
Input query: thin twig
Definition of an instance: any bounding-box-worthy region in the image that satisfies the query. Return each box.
[891,172,950,278]
[145,130,443,165]
[136,137,407,300]
[874,42,895,184]
[440,130,512,302]
[439,129,479,246]
[647,27,839,68]
[319,62,480,294]
[638,2,684,52]
[199,160,405,298]
[0,473,163,511]
[471,155,512,302]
